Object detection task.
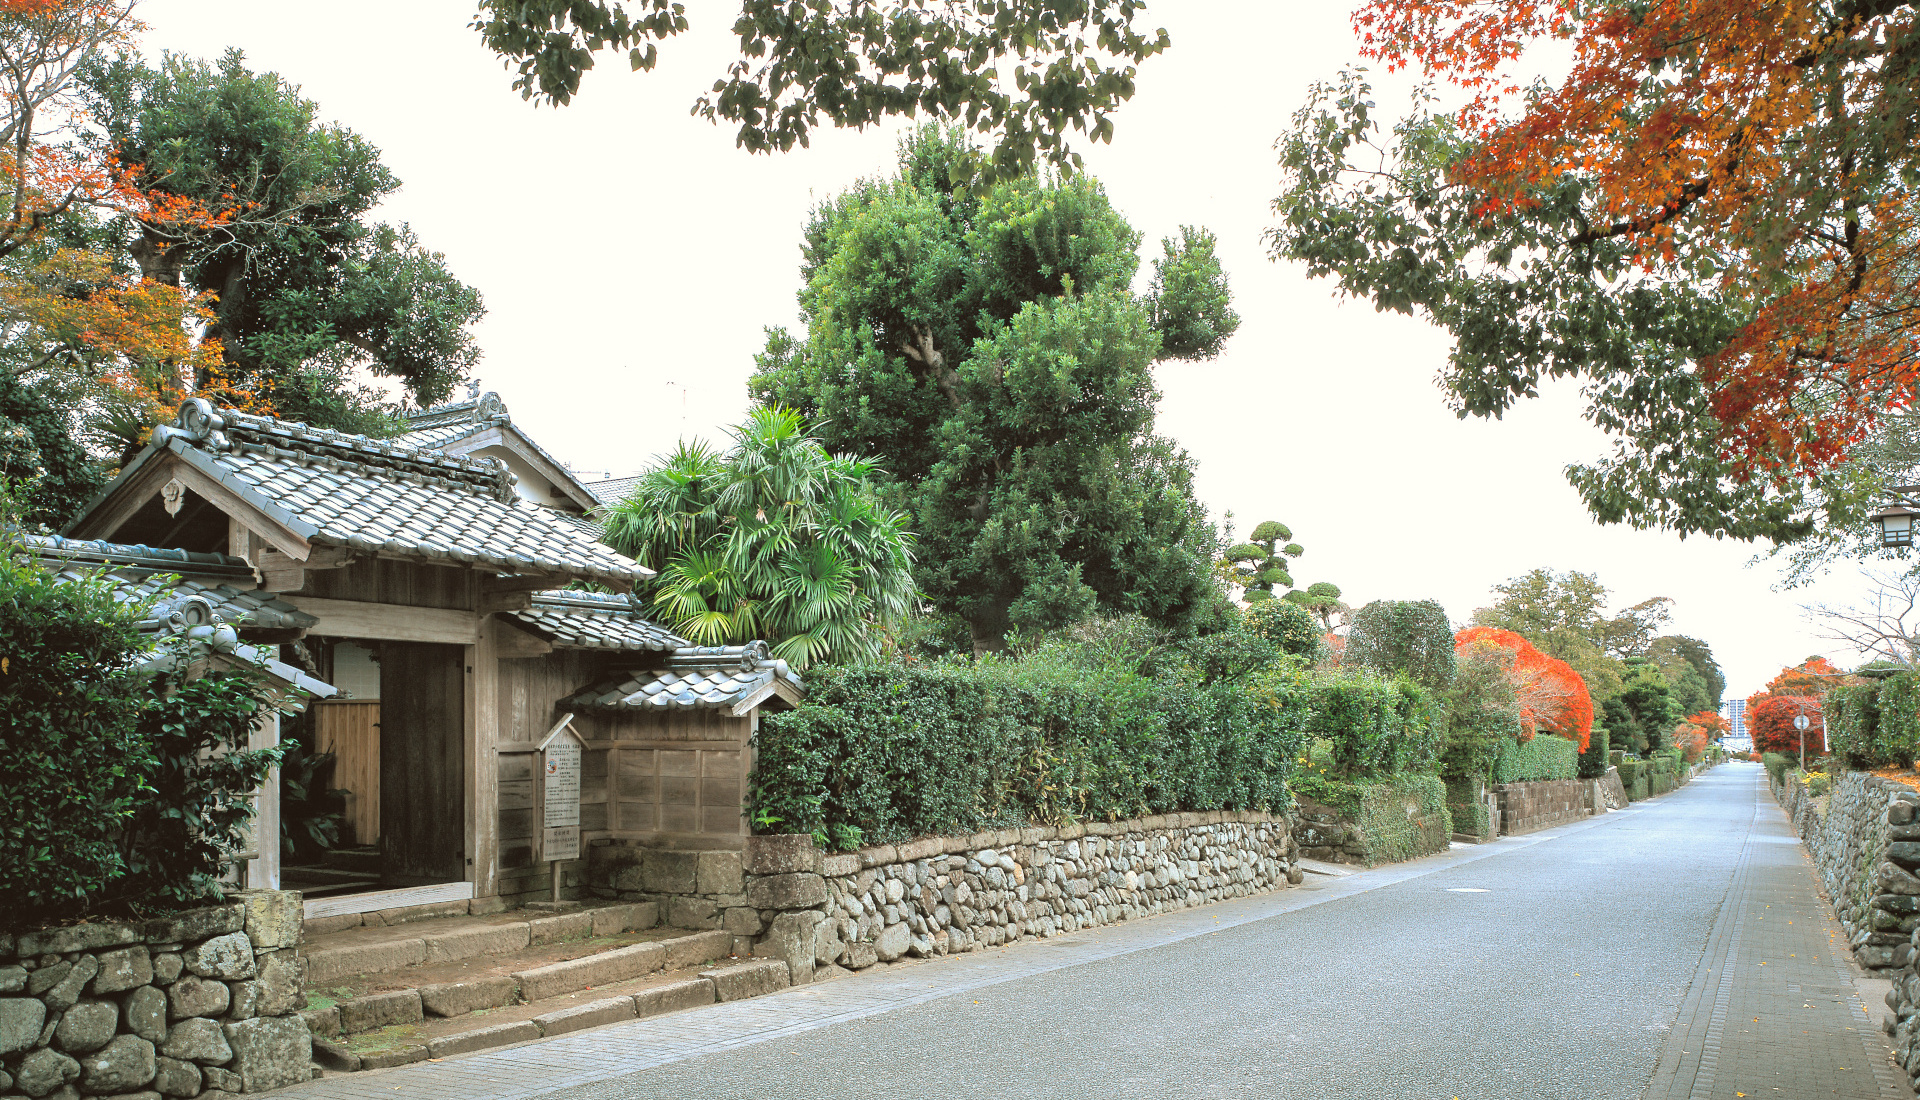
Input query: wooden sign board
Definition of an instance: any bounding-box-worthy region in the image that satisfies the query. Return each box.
[539,714,583,863]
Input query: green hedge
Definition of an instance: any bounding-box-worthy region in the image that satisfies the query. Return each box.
[1826,681,1881,767]
[1445,776,1493,841]
[751,658,1313,845]
[1577,726,1610,780]
[1762,752,1795,784]
[1295,772,1452,864]
[1305,670,1444,778]
[1491,734,1579,783]
[1872,675,1920,768]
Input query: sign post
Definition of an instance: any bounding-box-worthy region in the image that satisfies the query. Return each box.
[1794,712,1811,771]
[539,713,584,904]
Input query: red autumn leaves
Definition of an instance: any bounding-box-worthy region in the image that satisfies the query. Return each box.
[1455,626,1594,752]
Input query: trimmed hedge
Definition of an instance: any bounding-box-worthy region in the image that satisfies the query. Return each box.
[1878,675,1920,767]
[1577,725,1611,780]
[1306,669,1444,778]
[1762,752,1795,784]
[1295,772,1452,864]
[751,658,1313,845]
[1491,734,1579,783]
[1826,681,1882,767]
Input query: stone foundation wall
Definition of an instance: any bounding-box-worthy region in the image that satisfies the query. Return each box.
[585,845,752,950]
[0,891,310,1098]
[753,813,1300,984]
[1291,775,1452,866]
[1773,769,1917,971]
[1496,778,1593,836]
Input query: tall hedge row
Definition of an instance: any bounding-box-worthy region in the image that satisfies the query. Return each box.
[750,657,1444,845]
[750,661,1315,845]
[1491,733,1580,783]
[1822,674,1920,769]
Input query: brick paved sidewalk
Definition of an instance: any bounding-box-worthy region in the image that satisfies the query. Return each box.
[1644,771,1911,1100]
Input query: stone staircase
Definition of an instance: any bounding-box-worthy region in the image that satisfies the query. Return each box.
[297,901,790,1072]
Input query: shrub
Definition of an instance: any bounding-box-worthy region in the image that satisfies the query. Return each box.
[0,549,155,919]
[1878,674,1920,768]
[0,544,289,927]
[1243,599,1322,660]
[1577,724,1611,779]
[1826,681,1884,768]
[750,656,1312,844]
[1344,599,1458,692]
[1761,752,1796,784]
[1291,773,1451,864]
[1491,733,1579,783]
[1455,627,1593,751]
[1306,669,1443,778]
[1750,694,1825,757]
[1440,642,1523,780]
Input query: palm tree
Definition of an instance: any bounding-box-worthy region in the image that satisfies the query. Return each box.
[603,407,916,669]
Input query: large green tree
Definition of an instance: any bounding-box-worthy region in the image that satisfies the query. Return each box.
[602,407,916,670]
[751,126,1237,652]
[78,49,484,434]
[472,1,1168,186]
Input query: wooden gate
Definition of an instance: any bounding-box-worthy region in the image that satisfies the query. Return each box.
[378,642,466,885]
[314,700,381,846]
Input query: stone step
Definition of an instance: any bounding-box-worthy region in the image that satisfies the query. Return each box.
[300,902,660,984]
[308,950,789,1072]
[306,928,738,1038]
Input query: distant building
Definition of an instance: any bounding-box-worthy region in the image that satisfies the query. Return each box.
[1726,698,1747,738]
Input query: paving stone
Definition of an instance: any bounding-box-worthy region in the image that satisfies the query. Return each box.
[633,978,713,1018]
[700,959,789,1002]
[301,938,426,984]
[309,1036,358,1073]
[513,942,664,1001]
[420,976,519,1017]
[336,990,422,1033]
[533,995,637,1036]
[423,922,532,964]
[427,1020,542,1058]
[527,912,591,946]
[356,1044,427,1070]
[662,930,734,971]
[222,1015,312,1093]
[160,1017,233,1065]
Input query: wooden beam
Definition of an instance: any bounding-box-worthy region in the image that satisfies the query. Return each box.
[255,547,351,593]
[491,617,553,658]
[157,459,311,561]
[281,597,481,644]
[467,607,501,899]
[477,589,535,614]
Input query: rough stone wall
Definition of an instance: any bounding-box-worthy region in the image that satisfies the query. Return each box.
[711,812,1301,986]
[1597,767,1628,811]
[585,845,750,947]
[1496,778,1593,836]
[0,891,311,1098]
[1291,777,1451,866]
[1772,769,1915,971]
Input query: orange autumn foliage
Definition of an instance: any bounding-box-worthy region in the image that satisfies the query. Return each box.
[1761,656,1854,699]
[1687,710,1731,738]
[1748,693,1825,757]
[1454,626,1594,752]
[1352,0,1920,483]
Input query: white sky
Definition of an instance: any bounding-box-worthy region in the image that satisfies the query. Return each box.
[137,0,1881,699]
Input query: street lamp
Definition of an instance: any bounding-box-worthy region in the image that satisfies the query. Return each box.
[1871,485,1920,547]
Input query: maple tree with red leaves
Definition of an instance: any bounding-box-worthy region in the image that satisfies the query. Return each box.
[1456,626,1595,752]
[1761,656,1856,698]
[1274,0,1920,544]
[1687,710,1732,739]
[1748,693,1826,757]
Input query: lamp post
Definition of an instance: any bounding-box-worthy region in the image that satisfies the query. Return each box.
[1794,710,1811,771]
[1870,485,1920,547]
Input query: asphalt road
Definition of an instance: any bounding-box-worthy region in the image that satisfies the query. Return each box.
[548,765,1774,1100]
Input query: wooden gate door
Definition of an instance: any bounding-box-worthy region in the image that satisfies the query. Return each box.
[315,700,381,846]
[378,642,466,885]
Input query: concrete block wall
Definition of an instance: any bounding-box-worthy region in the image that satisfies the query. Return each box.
[0,890,310,1097]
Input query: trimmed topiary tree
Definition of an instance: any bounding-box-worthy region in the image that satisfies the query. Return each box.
[1345,599,1458,693]
[1243,598,1322,660]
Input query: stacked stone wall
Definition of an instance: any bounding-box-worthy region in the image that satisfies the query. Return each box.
[1291,776,1451,866]
[1772,769,1916,971]
[0,891,311,1098]
[1496,778,1593,836]
[585,845,750,948]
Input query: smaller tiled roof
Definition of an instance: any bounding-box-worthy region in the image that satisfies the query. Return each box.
[16,534,317,635]
[566,641,804,717]
[506,590,689,652]
[583,474,642,505]
[134,400,647,588]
